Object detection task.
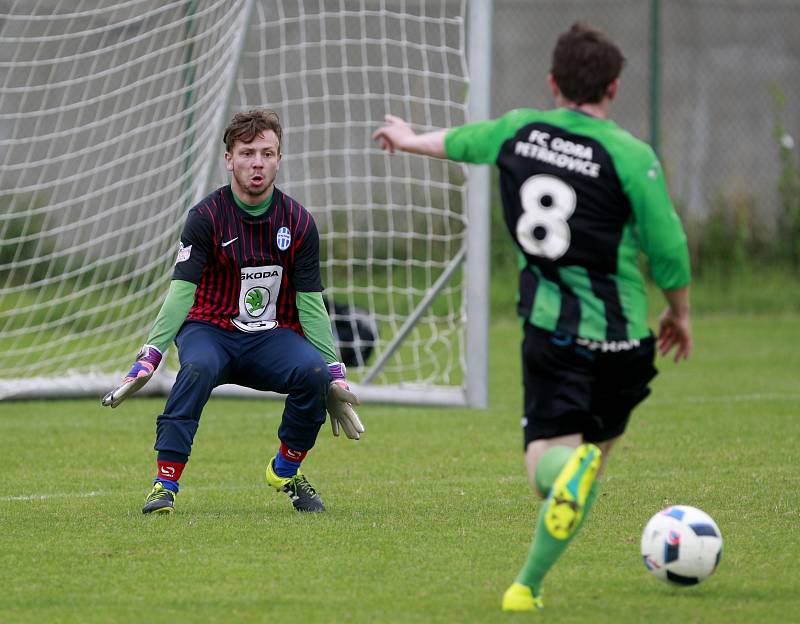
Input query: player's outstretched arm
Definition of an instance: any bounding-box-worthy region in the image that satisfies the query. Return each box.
[372,114,447,158]
[657,286,692,362]
[101,281,196,408]
[101,345,163,408]
[326,362,364,440]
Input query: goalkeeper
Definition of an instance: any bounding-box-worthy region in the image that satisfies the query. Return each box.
[374,23,691,612]
[103,109,363,514]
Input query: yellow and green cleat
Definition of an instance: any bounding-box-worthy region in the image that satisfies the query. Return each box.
[142,482,176,515]
[502,582,544,612]
[266,458,325,512]
[543,443,601,540]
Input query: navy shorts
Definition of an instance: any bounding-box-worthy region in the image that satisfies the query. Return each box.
[522,323,657,448]
[155,321,330,457]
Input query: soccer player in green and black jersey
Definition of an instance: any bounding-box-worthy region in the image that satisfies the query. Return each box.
[103,109,363,514]
[374,22,692,612]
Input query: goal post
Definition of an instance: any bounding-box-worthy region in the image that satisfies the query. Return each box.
[0,0,493,407]
[465,0,493,408]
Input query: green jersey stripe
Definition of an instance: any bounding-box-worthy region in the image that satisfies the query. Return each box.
[586,272,627,340]
[558,266,609,339]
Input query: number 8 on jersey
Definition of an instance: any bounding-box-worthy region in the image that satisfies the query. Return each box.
[516,174,577,260]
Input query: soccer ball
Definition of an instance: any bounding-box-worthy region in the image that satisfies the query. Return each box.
[640,505,723,586]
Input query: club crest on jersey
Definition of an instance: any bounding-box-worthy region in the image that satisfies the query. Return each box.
[243,286,269,317]
[277,226,291,251]
[175,242,192,263]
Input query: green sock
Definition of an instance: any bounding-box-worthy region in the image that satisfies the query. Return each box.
[516,460,600,594]
[534,445,575,496]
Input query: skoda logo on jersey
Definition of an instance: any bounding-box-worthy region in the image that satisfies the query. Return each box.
[276,226,291,251]
[244,286,270,317]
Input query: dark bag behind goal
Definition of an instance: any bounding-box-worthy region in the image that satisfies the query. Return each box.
[324,298,378,368]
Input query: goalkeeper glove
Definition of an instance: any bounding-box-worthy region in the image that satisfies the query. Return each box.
[327,362,364,440]
[101,344,163,408]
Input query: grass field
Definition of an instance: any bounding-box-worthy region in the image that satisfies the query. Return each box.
[1,313,798,623]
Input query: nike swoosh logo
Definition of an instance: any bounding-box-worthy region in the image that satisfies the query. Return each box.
[221,237,238,247]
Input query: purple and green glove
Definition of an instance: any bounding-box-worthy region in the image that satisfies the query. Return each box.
[101,344,162,408]
[327,362,364,440]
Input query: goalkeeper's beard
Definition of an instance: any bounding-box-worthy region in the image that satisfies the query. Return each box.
[233,170,272,203]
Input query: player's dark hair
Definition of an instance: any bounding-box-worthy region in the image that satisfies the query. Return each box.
[223,109,283,153]
[550,22,625,105]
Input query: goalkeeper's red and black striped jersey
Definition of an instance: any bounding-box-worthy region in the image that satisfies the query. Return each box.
[172,185,323,334]
[445,107,691,342]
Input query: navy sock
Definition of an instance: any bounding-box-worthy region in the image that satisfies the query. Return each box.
[273,452,302,478]
[155,478,179,493]
[273,443,308,478]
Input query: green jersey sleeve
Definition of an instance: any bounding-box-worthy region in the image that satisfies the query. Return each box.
[445,109,538,165]
[296,291,338,364]
[616,144,691,290]
[146,279,196,353]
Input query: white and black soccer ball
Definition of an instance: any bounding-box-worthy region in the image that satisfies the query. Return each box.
[640,505,723,586]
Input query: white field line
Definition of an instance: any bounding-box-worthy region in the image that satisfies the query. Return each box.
[2,490,105,502]
[0,484,256,503]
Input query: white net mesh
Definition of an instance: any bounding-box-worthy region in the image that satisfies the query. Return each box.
[0,0,471,402]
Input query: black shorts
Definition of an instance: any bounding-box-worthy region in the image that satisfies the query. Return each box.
[522,324,657,448]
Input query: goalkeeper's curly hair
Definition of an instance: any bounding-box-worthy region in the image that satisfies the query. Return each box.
[223,109,283,153]
[550,22,626,105]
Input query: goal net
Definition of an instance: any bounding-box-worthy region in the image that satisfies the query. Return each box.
[0,0,487,406]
